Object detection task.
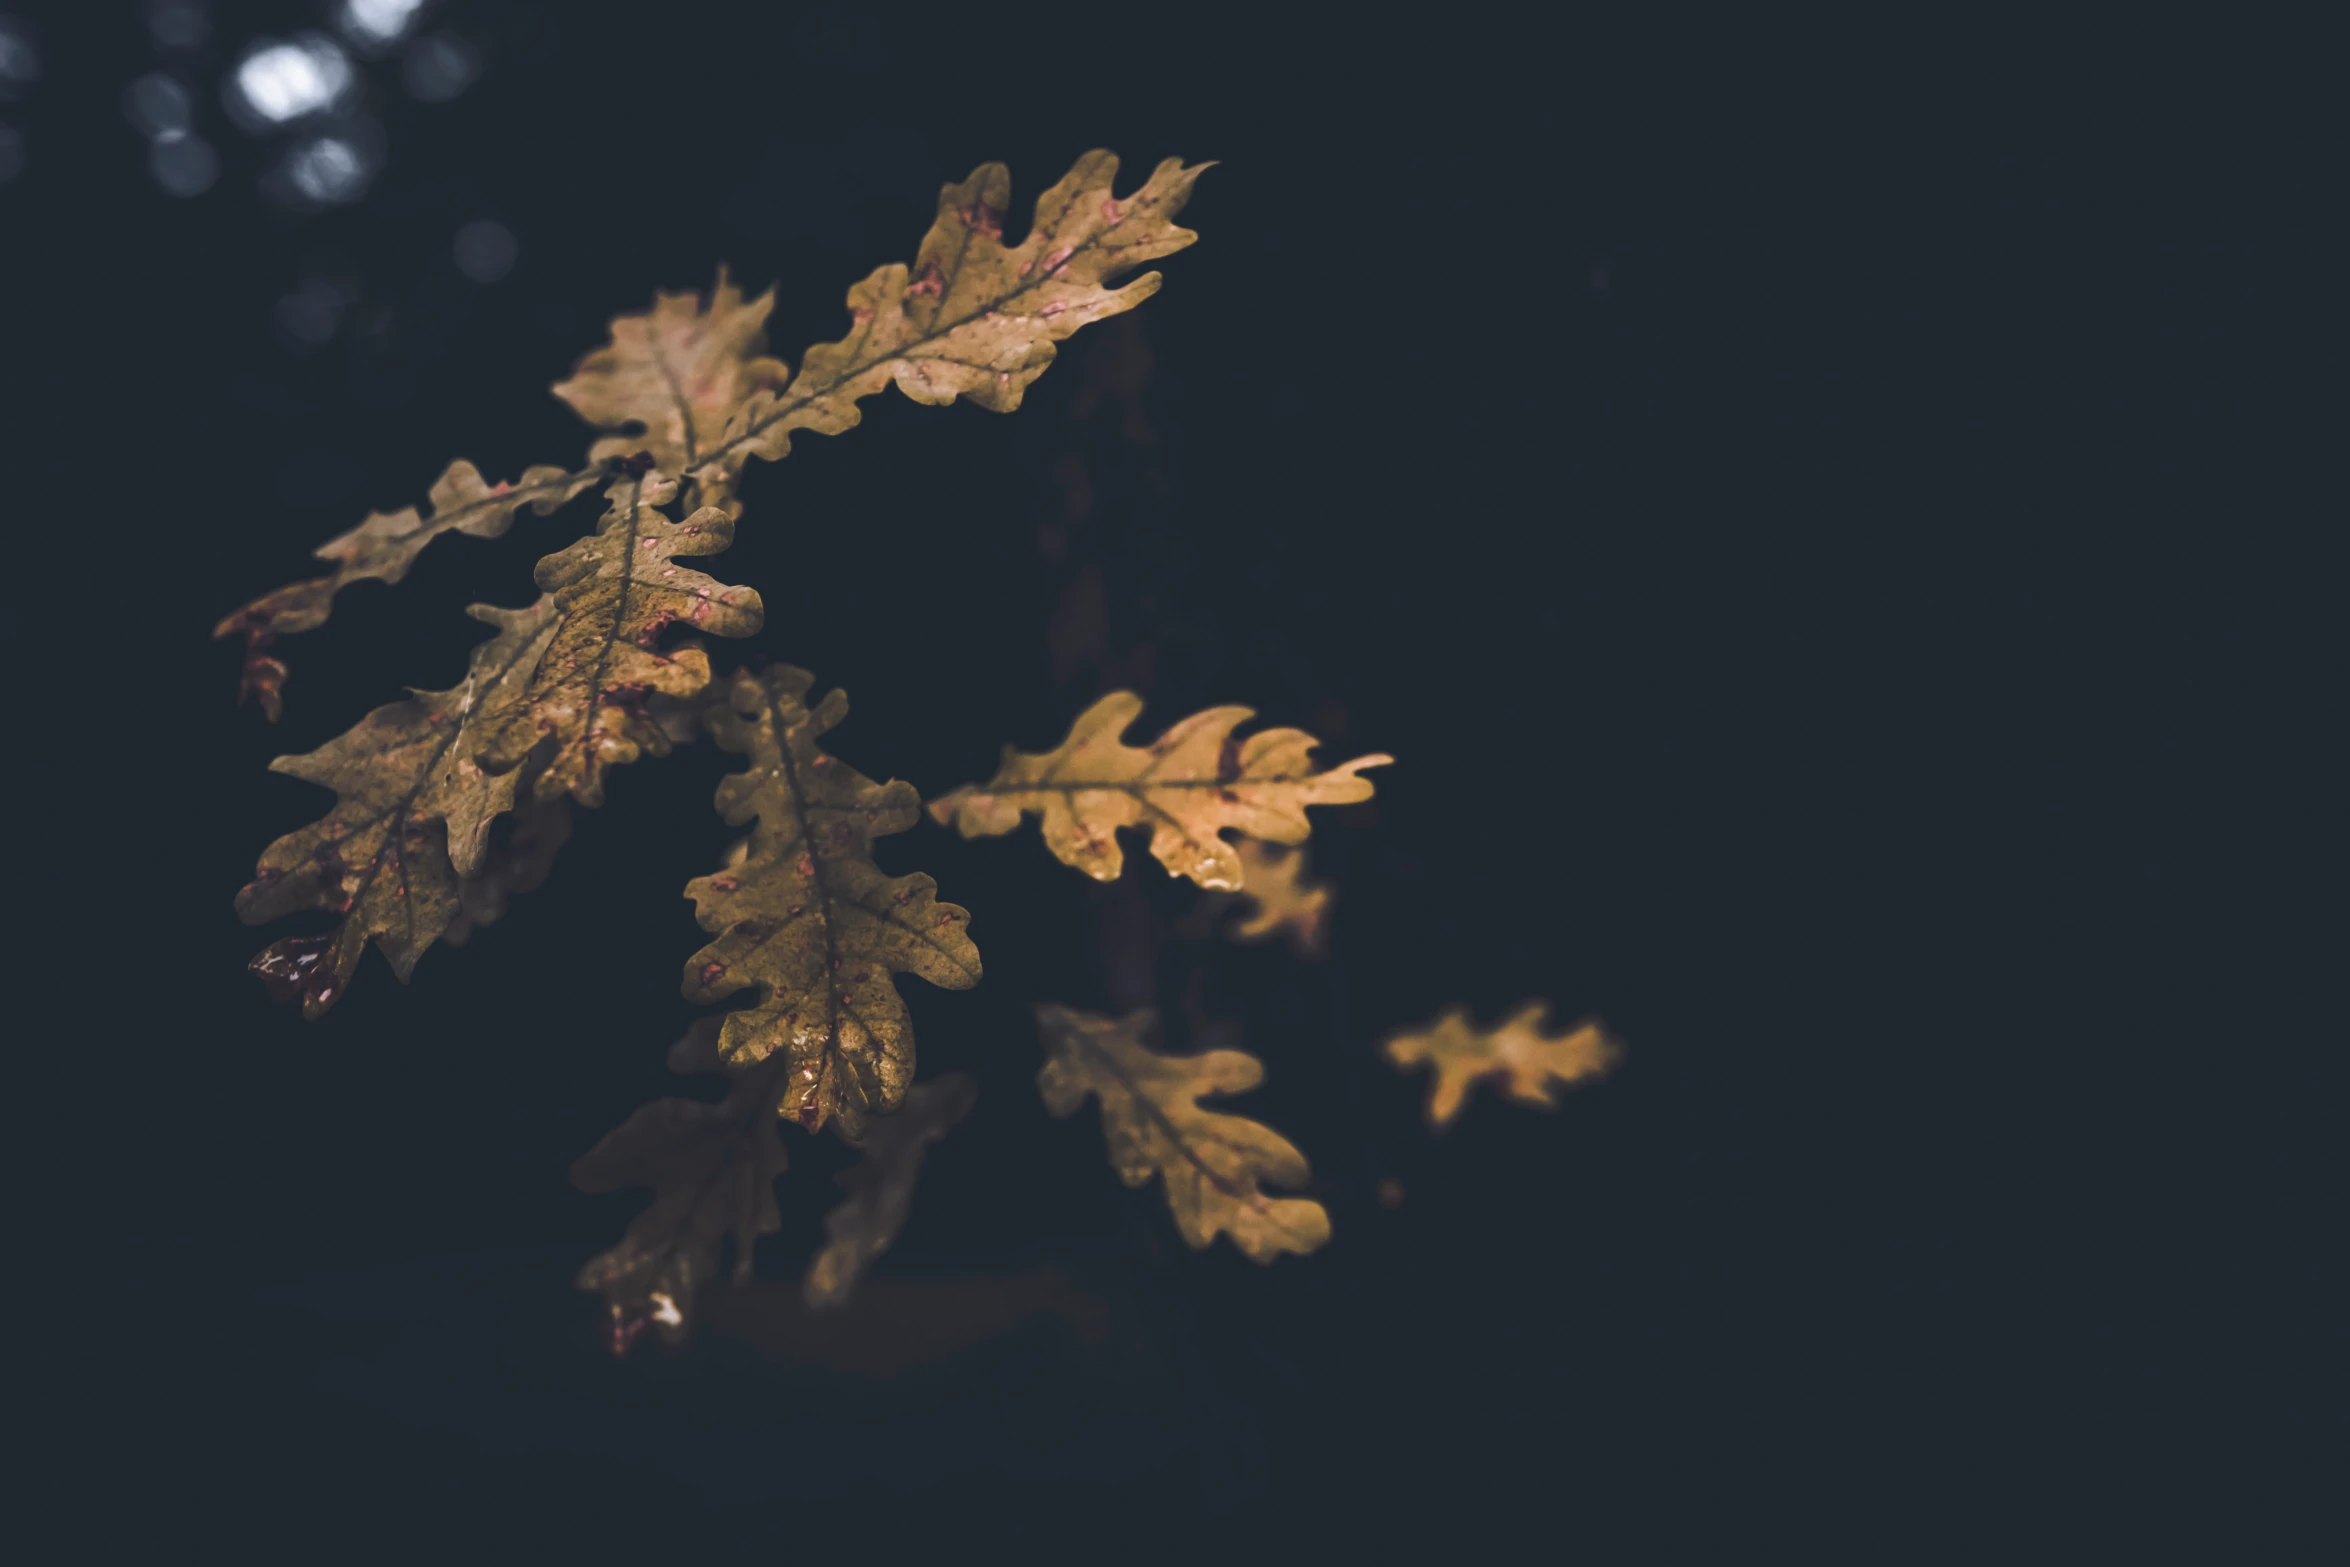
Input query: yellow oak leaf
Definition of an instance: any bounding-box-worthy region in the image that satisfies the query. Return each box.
[680,666,982,1138]
[476,470,762,806]
[1036,1005,1331,1262]
[1382,1003,1622,1128]
[1227,838,1333,957]
[236,596,560,1016]
[804,1072,977,1310]
[553,267,789,475]
[681,151,1211,485]
[214,460,594,718]
[931,693,1391,890]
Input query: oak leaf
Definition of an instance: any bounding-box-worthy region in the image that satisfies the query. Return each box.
[476,471,762,806]
[1036,1004,1331,1262]
[804,1072,977,1310]
[1382,1002,1622,1128]
[554,268,788,476]
[572,1067,790,1353]
[680,665,982,1138]
[931,693,1391,890]
[237,596,561,1016]
[1226,838,1333,956]
[679,152,1211,488]
[214,460,594,718]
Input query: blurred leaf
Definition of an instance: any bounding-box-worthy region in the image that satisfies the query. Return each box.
[933,693,1390,889]
[805,1072,978,1309]
[1037,1004,1331,1262]
[1383,1003,1621,1128]
[572,1070,790,1353]
[1226,838,1332,957]
[555,267,788,476]
[440,798,572,946]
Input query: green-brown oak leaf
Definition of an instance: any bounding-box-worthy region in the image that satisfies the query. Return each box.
[215,460,594,718]
[681,665,982,1138]
[237,596,560,1016]
[476,471,762,806]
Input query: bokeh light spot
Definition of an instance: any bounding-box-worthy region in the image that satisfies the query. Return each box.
[0,15,42,100]
[401,34,478,103]
[124,72,194,140]
[453,220,518,283]
[230,36,353,127]
[338,0,426,49]
[272,279,350,351]
[285,135,370,203]
[148,132,220,196]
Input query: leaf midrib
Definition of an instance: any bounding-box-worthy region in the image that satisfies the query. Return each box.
[693,179,1149,475]
[1058,1017,1279,1213]
[294,617,549,950]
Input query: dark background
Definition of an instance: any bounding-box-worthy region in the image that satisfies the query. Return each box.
[7,2,2333,1555]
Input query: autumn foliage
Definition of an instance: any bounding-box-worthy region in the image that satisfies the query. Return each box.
[221,151,1617,1350]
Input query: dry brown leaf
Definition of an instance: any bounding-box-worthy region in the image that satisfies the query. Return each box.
[476,471,762,805]
[931,693,1390,890]
[1227,838,1333,957]
[804,1072,978,1310]
[1036,1004,1331,1262]
[572,1068,790,1353]
[215,460,594,718]
[237,596,560,1016]
[680,665,982,1138]
[1382,1002,1622,1128]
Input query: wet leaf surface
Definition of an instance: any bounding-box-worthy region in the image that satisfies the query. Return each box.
[235,596,560,1015]
[679,665,982,1137]
[933,692,1389,889]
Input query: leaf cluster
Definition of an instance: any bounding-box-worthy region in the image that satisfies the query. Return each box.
[223,149,1619,1352]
